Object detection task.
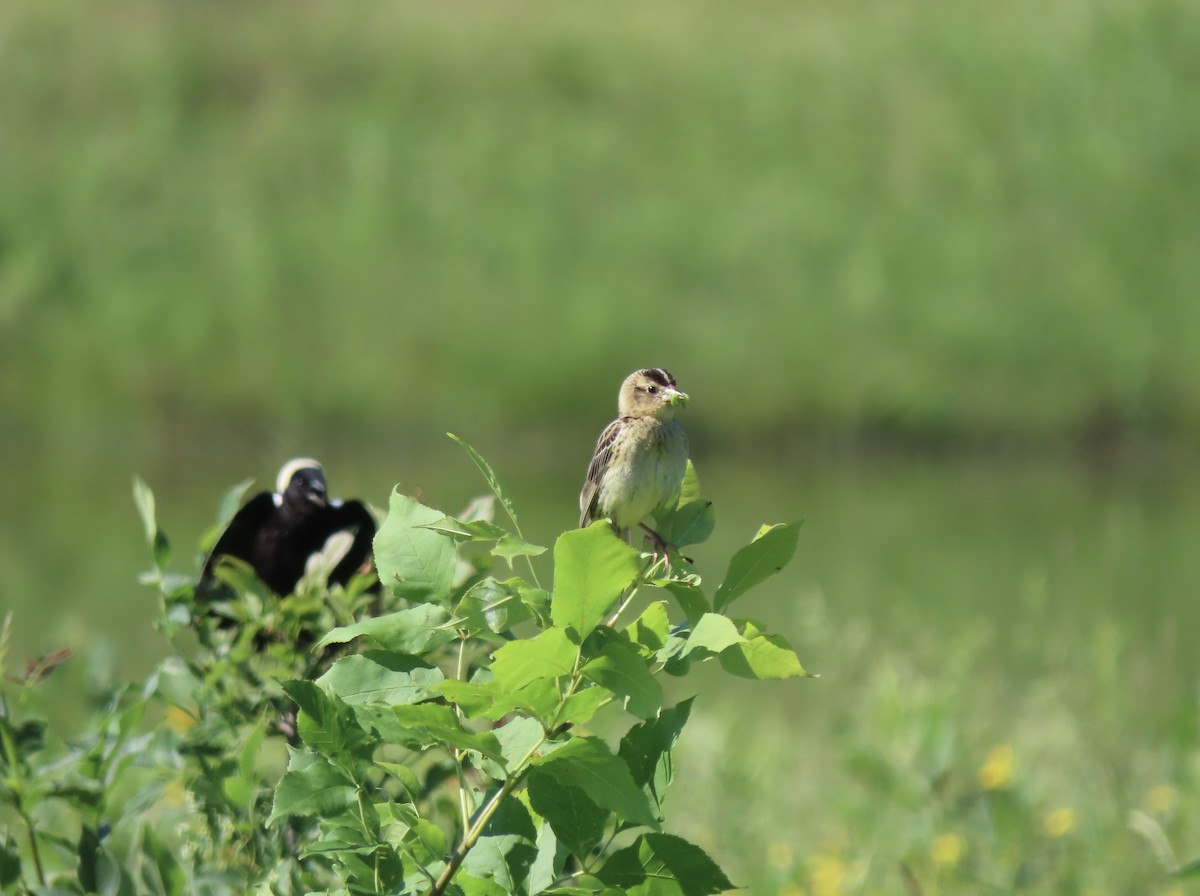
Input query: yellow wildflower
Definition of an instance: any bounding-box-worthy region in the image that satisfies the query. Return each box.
[806,854,845,896]
[1147,785,1177,814]
[931,833,965,869]
[767,843,795,870]
[1043,807,1076,837]
[159,778,187,807]
[166,704,197,733]
[978,744,1014,790]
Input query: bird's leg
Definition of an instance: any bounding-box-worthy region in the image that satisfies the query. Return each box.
[639,523,677,567]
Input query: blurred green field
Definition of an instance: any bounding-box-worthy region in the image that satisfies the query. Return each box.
[2,0,1199,893]
[2,0,1199,447]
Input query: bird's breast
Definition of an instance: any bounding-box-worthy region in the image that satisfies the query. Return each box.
[597,418,688,530]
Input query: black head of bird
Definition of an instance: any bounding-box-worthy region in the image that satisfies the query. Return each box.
[276,458,329,516]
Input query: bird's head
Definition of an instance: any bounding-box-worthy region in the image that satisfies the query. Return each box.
[617,368,689,420]
[277,458,329,513]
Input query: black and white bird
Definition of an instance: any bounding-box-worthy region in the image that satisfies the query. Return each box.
[198,458,377,598]
[579,368,690,545]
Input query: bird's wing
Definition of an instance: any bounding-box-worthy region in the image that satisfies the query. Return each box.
[198,492,275,596]
[326,500,379,587]
[579,419,622,528]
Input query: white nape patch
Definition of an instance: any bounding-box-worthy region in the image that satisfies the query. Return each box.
[276,457,323,494]
[272,493,283,508]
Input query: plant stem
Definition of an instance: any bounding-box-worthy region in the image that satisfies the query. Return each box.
[607,556,660,629]
[0,712,46,888]
[19,805,46,888]
[453,638,471,836]
[423,734,548,896]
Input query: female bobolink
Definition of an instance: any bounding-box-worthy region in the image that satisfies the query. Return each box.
[579,368,689,546]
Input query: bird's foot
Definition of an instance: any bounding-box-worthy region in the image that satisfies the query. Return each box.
[639,524,681,569]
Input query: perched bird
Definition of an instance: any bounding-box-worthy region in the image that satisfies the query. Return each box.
[198,458,376,598]
[579,368,690,547]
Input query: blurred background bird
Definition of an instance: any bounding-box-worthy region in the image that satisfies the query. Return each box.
[579,368,689,548]
[198,458,377,599]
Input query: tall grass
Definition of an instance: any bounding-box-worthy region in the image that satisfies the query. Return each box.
[2,0,1198,457]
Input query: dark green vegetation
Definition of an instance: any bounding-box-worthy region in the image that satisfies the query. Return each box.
[2,0,1199,893]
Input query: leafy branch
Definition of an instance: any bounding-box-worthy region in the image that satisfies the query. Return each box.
[269,437,808,894]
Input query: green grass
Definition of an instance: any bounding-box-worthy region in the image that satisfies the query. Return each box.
[669,609,1200,895]
[2,0,1199,451]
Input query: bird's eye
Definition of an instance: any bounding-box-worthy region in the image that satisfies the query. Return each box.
[646,384,658,394]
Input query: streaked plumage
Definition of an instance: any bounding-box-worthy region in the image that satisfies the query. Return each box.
[579,368,689,540]
[198,458,376,598]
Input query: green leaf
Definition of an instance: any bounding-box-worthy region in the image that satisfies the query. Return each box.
[461,795,539,892]
[656,500,715,550]
[450,433,525,534]
[457,873,510,896]
[420,515,510,541]
[514,678,565,721]
[423,514,546,563]
[283,680,374,758]
[207,555,275,604]
[656,582,709,625]
[373,488,457,603]
[527,773,609,857]
[317,652,444,706]
[4,718,46,761]
[390,703,505,762]
[215,478,256,529]
[712,521,802,612]
[437,680,532,721]
[627,601,670,653]
[551,523,643,639]
[528,821,562,896]
[455,578,532,636]
[619,700,693,806]
[494,533,548,565]
[678,460,702,506]
[140,823,187,896]
[719,629,808,680]
[555,685,612,728]
[581,638,663,719]
[376,760,421,801]
[0,835,18,888]
[490,627,578,693]
[681,614,744,658]
[197,477,256,555]
[1173,857,1200,878]
[269,751,356,823]
[317,603,454,653]
[493,716,546,769]
[532,736,658,827]
[132,476,170,571]
[224,715,268,809]
[597,833,734,895]
[521,586,553,626]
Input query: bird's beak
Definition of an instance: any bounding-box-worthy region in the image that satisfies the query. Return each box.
[307,488,328,508]
[666,388,689,409]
